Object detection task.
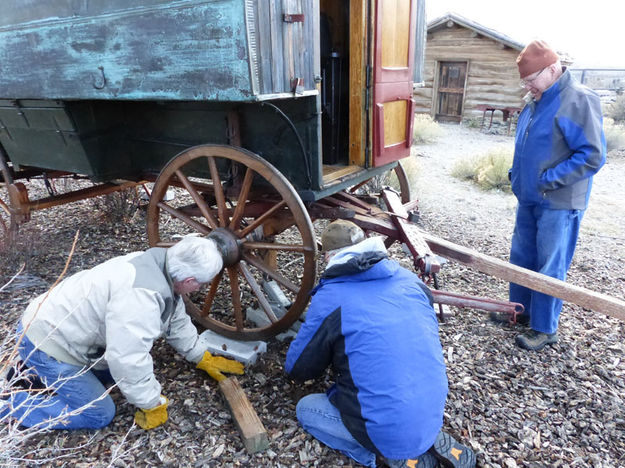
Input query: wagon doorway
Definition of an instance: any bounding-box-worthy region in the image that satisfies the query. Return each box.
[435,61,467,123]
[319,0,419,178]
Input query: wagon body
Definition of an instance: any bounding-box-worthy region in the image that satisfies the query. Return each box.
[0,0,425,200]
[0,0,423,200]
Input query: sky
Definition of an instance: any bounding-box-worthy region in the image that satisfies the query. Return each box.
[425,0,625,68]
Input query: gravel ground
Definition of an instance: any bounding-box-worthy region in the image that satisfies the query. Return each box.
[1,123,624,467]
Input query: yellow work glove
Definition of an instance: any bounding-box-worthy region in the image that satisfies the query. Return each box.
[134,396,169,430]
[196,351,244,382]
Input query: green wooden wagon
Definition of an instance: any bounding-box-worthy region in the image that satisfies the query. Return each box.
[0,0,434,339]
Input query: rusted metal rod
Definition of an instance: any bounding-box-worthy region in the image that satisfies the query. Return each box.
[27,181,143,211]
[420,231,625,322]
[431,290,523,315]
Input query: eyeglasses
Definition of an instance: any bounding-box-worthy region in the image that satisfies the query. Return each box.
[519,67,546,88]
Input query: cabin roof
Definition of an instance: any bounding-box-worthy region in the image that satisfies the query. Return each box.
[427,12,574,63]
[427,12,525,51]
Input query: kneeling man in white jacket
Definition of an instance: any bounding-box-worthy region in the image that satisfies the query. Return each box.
[3,236,242,430]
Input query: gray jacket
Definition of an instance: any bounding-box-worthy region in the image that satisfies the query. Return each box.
[23,248,207,409]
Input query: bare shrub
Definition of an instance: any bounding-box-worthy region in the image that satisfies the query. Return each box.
[606,94,625,122]
[451,147,513,191]
[413,114,442,144]
[604,118,625,152]
[0,224,43,278]
[355,158,419,201]
[0,233,134,465]
[92,187,142,224]
[462,117,482,129]
[451,156,480,181]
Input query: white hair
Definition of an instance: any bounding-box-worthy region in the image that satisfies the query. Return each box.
[166,236,223,283]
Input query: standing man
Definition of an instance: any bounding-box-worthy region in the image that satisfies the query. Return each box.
[497,40,606,350]
[285,220,475,468]
[3,236,243,430]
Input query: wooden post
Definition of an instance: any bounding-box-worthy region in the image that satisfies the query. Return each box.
[218,377,269,454]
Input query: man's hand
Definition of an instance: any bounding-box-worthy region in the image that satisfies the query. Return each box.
[196,351,244,382]
[134,396,168,430]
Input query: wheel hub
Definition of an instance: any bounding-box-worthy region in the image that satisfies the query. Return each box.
[206,227,241,267]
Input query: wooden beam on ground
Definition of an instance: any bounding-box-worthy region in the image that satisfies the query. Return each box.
[218,377,269,454]
[420,231,625,322]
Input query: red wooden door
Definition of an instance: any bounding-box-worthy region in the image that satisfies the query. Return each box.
[435,62,467,122]
[372,0,417,167]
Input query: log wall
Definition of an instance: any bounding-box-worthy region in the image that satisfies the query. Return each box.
[415,24,526,120]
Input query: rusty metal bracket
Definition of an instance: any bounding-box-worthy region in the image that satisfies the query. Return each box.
[283,14,304,23]
[432,289,524,316]
[382,189,440,274]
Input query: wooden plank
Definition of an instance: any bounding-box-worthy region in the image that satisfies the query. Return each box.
[219,377,269,454]
[420,231,625,322]
[256,1,274,95]
[348,0,366,167]
[382,100,407,146]
[380,0,411,68]
[269,0,283,93]
[322,164,362,182]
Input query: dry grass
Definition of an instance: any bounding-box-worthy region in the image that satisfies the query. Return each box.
[604,118,625,153]
[606,94,625,123]
[413,114,442,144]
[451,147,513,191]
[91,187,142,224]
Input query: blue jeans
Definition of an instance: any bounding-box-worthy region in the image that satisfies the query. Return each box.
[509,205,583,334]
[8,325,115,429]
[296,393,377,467]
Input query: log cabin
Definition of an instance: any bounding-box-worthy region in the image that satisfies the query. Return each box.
[415,13,529,125]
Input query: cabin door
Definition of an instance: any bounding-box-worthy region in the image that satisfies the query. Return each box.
[435,61,467,122]
[371,0,417,167]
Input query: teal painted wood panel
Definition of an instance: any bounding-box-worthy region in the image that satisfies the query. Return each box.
[0,0,256,101]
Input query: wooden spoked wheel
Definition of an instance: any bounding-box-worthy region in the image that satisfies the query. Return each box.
[147,145,317,341]
[394,160,412,205]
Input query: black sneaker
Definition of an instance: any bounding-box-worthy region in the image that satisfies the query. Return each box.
[428,432,475,468]
[384,452,439,468]
[489,311,529,326]
[515,329,558,351]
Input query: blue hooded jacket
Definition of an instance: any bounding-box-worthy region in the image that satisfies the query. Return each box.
[285,238,448,459]
[511,68,606,210]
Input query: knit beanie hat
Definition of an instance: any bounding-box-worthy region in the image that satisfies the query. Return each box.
[516,40,559,78]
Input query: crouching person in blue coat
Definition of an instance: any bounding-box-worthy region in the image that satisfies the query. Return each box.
[285,220,475,468]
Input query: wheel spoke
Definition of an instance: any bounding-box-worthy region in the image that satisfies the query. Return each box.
[202,270,223,316]
[239,262,278,323]
[207,156,227,227]
[237,200,287,237]
[147,145,316,340]
[243,241,311,252]
[227,266,245,331]
[242,253,298,293]
[229,167,255,230]
[157,202,211,234]
[174,169,219,229]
